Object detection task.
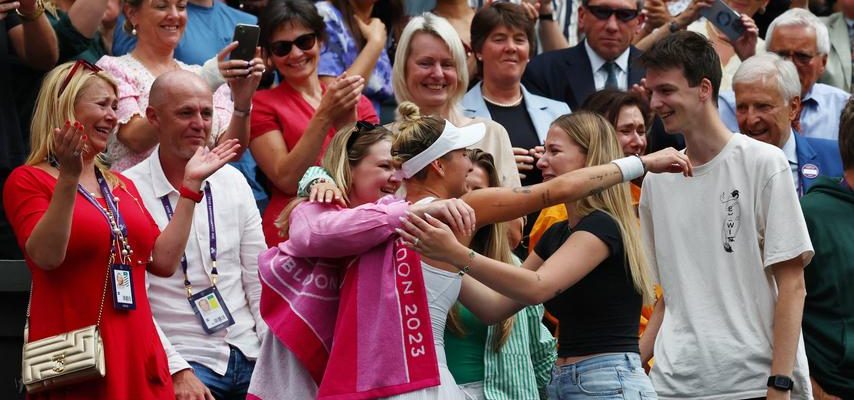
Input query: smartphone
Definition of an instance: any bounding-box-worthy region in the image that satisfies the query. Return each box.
[230,24,260,61]
[700,0,745,41]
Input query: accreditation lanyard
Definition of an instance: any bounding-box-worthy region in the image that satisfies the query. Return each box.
[77,168,137,310]
[160,182,234,334]
[160,182,218,294]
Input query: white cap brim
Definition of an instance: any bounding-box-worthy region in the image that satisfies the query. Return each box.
[401,120,486,179]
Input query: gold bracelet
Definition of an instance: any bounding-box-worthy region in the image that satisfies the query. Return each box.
[16,0,45,22]
[457,249,476,277]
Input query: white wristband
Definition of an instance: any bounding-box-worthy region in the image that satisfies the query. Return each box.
[611,156,645,182]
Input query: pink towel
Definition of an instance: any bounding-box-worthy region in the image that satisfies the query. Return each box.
[257,236,440,399]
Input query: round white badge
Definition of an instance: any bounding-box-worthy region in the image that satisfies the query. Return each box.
[802,164,819,179]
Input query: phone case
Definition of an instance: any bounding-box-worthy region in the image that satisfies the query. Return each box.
[231,24,260,61]
[700,0,745,41]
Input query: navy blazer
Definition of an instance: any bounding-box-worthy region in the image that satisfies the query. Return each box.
[521,41,646,110]
[461,83,571,145]
[795,133,844,194]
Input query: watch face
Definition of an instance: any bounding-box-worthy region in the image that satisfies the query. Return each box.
[770,376,794,390]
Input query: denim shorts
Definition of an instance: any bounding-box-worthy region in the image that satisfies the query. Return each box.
[546,353,657,400]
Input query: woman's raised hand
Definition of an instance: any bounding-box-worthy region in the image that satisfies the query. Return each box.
[183,139,241,188]
[218,42,265,109]
[409,198,477,237]
[640,147,693,176]
[52,120,87,177]
[316,72,365,128]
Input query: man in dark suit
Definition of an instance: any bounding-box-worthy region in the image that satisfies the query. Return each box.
[523,0,682,151]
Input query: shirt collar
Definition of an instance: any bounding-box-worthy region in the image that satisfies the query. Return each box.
[584,40,630,74]
[149,147,179,199]
[781,129,798,165]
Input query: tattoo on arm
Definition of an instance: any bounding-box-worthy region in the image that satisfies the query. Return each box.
[513,186,533,194]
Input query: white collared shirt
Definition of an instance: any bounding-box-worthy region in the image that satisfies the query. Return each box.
[124,149,268,375]
[585,40,631,91]
[781,131,799,192]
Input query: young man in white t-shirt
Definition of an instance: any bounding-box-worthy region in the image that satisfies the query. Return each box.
[637,32,815,400]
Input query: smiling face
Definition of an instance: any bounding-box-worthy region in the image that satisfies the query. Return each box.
[349,140,402,206]
[646,66,708,134]
[478,24,530,85]
[734,79,797,147]
[537,126,588,180]
[615,105,647,155]
[579,0,643,61]
[404,32,459,114]
[767,25,826,96]
[270,22,321,85]
[74,78,119,157]
[150,80,214,161]
[127,0,187,50]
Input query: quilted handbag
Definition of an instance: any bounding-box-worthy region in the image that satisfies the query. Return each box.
[21,263,110,393]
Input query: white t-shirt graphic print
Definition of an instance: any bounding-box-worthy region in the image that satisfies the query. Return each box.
[639,133,814,400]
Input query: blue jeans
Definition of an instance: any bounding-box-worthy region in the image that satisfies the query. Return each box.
[547,353,658,400]
[188,346,255,400]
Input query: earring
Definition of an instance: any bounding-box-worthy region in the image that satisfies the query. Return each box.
[131,25,137,36]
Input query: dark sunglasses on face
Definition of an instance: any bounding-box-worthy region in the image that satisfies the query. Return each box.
[270,33,317,57]
[585,5,640,22]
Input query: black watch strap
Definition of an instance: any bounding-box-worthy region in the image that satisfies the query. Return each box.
[767,375,794,391]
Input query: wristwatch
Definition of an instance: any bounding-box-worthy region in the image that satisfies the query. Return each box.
[668,21,681,33]
[538,13,555,21]
[767,375,794,391]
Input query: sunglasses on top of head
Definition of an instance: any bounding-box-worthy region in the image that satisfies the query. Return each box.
[270,33,317,57]
[585,5,640,22]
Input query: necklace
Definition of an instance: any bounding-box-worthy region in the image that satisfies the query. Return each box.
[483,93,523,107]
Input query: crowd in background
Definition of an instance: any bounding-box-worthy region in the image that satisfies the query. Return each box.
[1,0,853,398]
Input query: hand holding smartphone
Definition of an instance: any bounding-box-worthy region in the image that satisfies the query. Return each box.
[230,23,260,61]
[700,0,745,41]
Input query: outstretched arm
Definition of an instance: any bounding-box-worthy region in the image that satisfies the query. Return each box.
[399,213,610,323]
[463,149,692,228]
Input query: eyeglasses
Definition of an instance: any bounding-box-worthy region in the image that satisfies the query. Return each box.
[58,59,103,97]
[772,50,817,66]
[585,5,640,22]
[347,120,379,149]
[270,33,317,57]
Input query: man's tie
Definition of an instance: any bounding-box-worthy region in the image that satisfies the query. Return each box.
[604,62,619,89]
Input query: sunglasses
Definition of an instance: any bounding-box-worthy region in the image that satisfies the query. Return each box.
[347,120,379,149]
[772,50,817,66]
[58,59,103,97]
[270,33,317,57]
[585,5,640,22]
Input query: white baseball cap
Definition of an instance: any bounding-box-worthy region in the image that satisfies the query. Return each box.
[400,120,486,179]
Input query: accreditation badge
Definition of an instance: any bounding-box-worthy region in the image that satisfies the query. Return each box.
[188,286,235,334]
[110,263,136,310]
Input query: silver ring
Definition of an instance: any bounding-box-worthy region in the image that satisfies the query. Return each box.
[413,238,420,247]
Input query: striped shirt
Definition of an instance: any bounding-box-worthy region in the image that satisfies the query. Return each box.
[482,304,557,400]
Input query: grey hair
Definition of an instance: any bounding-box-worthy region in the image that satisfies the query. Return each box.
[766,8,830,55]
[392,12,468,109]
[732,53,801,102]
